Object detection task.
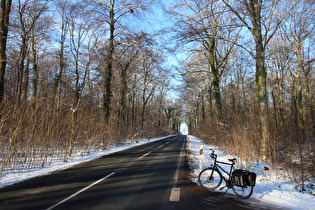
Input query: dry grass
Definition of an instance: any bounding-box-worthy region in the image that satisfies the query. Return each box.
[194,113,315,183]
[0,99,172,176]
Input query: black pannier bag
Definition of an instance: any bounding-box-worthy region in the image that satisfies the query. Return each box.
[232,169,257,187]
[232,169,248,187]
[246,172,256,187]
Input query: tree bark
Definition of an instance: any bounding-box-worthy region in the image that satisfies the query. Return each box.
[254,31,269,157]
[0,0,12,109]
[102,6,115,147]
[305,66,314,138]
[31,35,38,137]
[118,65,127,133]
[209,38,223,123]
[16,38,27,107]
[207,76,213,122]
[23,52,30,103]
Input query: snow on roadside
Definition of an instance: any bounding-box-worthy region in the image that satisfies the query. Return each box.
[186,135,315,210]
[0,136,171,189]
[1,134,314,210]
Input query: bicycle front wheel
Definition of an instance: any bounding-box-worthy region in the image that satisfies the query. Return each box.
[232,179,253,199]
[198,167,222,190]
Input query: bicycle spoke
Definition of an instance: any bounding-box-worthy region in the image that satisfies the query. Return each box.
[198,168,222,190]
[232,180,253,199]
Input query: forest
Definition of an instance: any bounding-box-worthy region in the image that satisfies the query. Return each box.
[0,0,314,189]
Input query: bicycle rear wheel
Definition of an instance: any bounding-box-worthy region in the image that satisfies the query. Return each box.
[198,167,222,190]
[232,179,253,199]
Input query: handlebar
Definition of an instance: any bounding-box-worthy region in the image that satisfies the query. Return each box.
[209,148,236,164]
[209,148,217,159]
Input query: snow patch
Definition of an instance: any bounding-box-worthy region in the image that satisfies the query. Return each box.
[186,135,315,210]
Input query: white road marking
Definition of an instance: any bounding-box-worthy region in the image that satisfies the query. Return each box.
[46,172,115,210]
[169,146,184,202]
[138,151,152,159]
[169,187,180,202]
[158,144,164,148]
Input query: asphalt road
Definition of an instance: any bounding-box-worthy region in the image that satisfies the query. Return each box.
[0,135,284,210]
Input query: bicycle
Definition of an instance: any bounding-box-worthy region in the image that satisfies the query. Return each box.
[198,149,256,199]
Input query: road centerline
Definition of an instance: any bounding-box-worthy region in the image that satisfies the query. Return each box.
[138,151,152,159]
[46,172,115,210]
[158,144,164,148]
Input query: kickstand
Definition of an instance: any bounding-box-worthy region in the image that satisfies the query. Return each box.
[222,188,229,196]
[219,185,229,196]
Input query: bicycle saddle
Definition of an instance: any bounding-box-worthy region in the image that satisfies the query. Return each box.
[228,158,236,162]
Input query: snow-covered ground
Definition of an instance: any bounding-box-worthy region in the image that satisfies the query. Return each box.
[1,135,314,209]
[187,135,315,210]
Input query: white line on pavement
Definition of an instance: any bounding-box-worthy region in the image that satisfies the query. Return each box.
[158,144,164,148]
[169,187,181,202]
[46,172,115,210]
[169,143,184,202]
[138,151,152,159]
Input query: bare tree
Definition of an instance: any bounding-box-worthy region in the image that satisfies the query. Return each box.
[281,0,315,143]
[169,0,239,122]
[29,8,52,136]
[86,0,155,147]
[1,0,178,175]
[66,3,96,159]
[279,0,315,190]
[52,0,69,117]
[222,0,300,157]
[116,40,138,134]
[139,50,161,129]
[10,0,48,107]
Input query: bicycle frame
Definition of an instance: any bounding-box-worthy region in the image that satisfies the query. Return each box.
[211,156,235,182]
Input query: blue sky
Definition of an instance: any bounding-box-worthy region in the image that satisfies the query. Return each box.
[143,0,187,99]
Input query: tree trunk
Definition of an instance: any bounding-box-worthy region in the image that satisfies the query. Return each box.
[223,0,270,157]
[52,39,64,118]
[207,76,213,122]
[254,32,269,157]
[201,95,205,122]
[271,87,278,128]
[296,42,305,143]
[23,52,30,103]
[305,68,314,138]
[279,72,285,128]
[141,82,154,131]
[102,7,115,147]
[31,36,38,136]
[68,58,80,159]
[118,66,127,134]
[213,73,222,122]
[131,74,137,130]
[141,90,146,130]
[0,0,12,109]
[16,38,27,107]
[208,38,223,123]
